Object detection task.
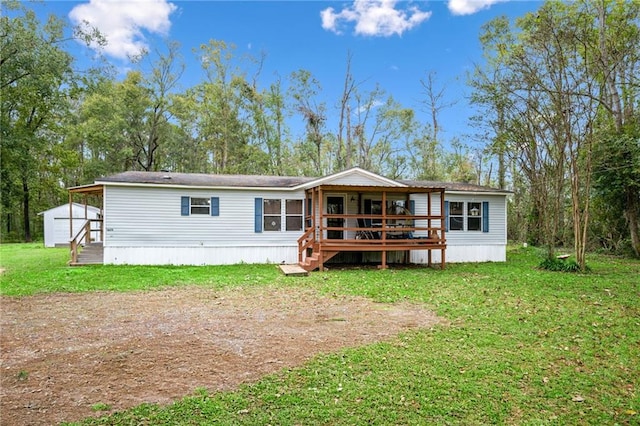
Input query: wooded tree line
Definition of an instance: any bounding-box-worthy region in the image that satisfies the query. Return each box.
[2,0,639,264]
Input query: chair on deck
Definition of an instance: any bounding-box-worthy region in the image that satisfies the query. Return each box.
[356,218,378,240]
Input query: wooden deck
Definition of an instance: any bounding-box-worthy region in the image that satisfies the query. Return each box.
[302,238,446,271]
[297,183,447,272]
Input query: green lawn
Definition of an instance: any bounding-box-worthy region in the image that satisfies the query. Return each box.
[1,244,638,425]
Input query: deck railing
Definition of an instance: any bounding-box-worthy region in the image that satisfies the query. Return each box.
[319,213,445,243]
[297,226,316,263]
[69,219,103,264]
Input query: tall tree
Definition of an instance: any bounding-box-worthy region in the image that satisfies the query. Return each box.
[288,69,327,175]
[589,0,640,256]
[471,1,639,267]
[188,40,264,174]
[335,51,358,170]
[1,1,83,241]
[133,42,184,171]
[469,16,514,191]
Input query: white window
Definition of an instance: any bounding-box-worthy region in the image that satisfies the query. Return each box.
[467,202,482,231]
[190,197,210,215]
[263,199,281,231]
[285,200,303,231]
[449,202,464,231]
[449,201,483,232]
[263,199,303,232]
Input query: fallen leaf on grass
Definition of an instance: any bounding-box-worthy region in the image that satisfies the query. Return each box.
[571,395,585,402]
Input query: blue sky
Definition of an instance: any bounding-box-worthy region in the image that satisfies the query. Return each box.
[32,0,541,149]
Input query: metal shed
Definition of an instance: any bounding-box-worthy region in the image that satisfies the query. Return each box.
[38,203,101,247]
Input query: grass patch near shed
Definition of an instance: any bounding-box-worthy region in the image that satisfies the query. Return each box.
[1,244,638,425]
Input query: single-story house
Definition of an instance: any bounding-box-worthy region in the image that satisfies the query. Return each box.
[38,203,101,247]
[68,167,510,270]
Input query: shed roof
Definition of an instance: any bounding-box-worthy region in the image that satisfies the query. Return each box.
[38,203,101,216]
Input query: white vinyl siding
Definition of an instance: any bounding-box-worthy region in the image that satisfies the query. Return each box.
[410,193,506,245]
[104,186,304,247]
[443,194,506,246]
[410,192,507,263]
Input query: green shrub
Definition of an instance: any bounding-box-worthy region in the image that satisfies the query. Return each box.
[538,256,586,272]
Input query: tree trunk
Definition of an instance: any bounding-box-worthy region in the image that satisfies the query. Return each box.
[625,188,640,257]
[22,175,31,242]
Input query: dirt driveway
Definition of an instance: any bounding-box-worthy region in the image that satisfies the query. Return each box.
[1,286,443,425]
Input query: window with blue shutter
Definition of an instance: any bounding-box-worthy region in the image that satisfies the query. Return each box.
[211,197,220,216]
[482,201,489,233]
[255,198,263,233]
[182,196,219,216]
[181,196,190,216]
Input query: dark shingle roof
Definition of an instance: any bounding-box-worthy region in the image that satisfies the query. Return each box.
[98,171,316,188]
[95,171,510,194]
[401,179,511,194]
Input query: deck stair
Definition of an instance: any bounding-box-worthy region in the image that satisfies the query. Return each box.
[71,242,103,266]
[299,249,339,272]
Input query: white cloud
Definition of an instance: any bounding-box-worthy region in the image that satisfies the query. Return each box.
[447,0,506,16]
[356,99,384,114]
[321,0,431,37]
[69,0,177,60]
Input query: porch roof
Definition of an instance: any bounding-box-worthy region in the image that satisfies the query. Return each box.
[68,183,104,196]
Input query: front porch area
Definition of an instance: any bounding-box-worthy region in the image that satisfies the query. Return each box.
[68,183,104,265]
[297,184,447,271]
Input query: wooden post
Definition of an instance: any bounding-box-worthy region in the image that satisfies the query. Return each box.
[440,189,446,270]
[380,190,387,269]
[318,187,324,271]
[440,189,445,238]
[427,192,432,236]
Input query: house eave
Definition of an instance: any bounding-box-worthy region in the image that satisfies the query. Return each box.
[94,180,304,192]
[445,190,511,196]
[310,184,445,194]
[295,167,407,190]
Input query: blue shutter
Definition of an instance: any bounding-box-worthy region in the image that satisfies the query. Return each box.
[254,198,263,233]
[211,197,220,216]
[444,201,449,232]
[181,196,190,216]
[409,199,415,214]
[482,201,489,233]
